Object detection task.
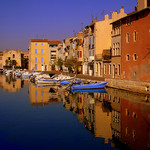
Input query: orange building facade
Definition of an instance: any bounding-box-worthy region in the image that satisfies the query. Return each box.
[122,8,150,81]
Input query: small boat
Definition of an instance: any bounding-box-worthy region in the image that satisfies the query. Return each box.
[71,88,107,93]
[60,80,81,85]
[71,81,108,90]
[36,79,61,85]
[36,74,76,85]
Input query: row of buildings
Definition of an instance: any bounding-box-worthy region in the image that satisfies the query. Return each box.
[28,0,150,83]
[0,0,149,85]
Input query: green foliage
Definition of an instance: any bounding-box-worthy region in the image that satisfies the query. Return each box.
[23,58,29,69]
[57,58,63,70]
[64,57,81,73]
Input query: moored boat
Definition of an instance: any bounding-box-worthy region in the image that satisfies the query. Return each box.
[71,88,107,93]
[71,81,108,90]
[60,80,81,85]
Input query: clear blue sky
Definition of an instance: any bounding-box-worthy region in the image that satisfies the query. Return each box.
[0,0,137,52]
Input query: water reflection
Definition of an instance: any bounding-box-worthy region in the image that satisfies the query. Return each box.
[63,87,150,150]
[0,75,24,92]
[1,75,149,150]
[28,83,64,106]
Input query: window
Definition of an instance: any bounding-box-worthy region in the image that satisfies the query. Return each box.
[104,64,106,75]
[126,54,130,61]
[126,17,131,25]
[126,33,129,43]
[41,49,44,54]
[8,57,11,60]
[35,91,37,97]
[89,37,91,48]
[125,127,129,136]
[93,50,94,56]
[133,53,137,61]
[89,51,91,56]
[133,31,137,42]
[35,57,37,63]
[41,57,43,63]
[118,64,120,75]
[41,43,43,46]
[78,51,82,58]
[13,54,15,58]
[35,43,37,46]
[41,91,44,96]
[109,64,111,75]
[35,64,37,70]
[92,36,95,48]
[35,49,37,54]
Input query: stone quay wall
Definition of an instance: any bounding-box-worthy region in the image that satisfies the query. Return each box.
[105,78,150,95]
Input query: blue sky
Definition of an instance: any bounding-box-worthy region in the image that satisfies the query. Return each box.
[0,0,137,52]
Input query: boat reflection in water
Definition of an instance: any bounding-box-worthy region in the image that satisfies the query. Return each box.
[63,87,150,150]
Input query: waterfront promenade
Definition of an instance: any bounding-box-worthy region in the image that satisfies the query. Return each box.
[43,71,150,95]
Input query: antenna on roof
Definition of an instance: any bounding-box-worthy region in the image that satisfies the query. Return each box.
[110,11,113,19]
[81,22,83,31]
[42,34,44,39]
[100,10,105,20]
[73,30,76,37]
[91,14,94,21]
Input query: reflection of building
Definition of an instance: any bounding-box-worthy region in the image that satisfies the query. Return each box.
[105,87,150,149]
[28,82,61,106]
[64,91,112,144]
[121,98,150,150]
[0,75,22,92]
[106,88,121,140]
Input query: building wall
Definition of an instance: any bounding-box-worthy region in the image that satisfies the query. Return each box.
[95,14,112,57]
[122,9,150,81]
[95,7,127,77]
[29,40,49,71]
[0,54,3,69]
[137,0,150,11]
[3,49,22,67]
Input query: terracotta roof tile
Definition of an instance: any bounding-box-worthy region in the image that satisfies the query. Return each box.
[30,39,48,42]
[22,52,29,55]
[48,40,62,44]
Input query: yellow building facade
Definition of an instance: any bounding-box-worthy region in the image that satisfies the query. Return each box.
[29,39,61,71]
[29,39,50,71]
[3,49,22,68]
[0,53,3,69]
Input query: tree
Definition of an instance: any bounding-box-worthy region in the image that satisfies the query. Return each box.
[11,60,17,67]
[64,57,81,73]
[23,58,29,69]
[56,58,63,70]
[5,59,9,66]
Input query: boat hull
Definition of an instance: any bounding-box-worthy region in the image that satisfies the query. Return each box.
[71,82,108,90]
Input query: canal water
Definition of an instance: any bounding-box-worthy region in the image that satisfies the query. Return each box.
[0,75,149,150]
